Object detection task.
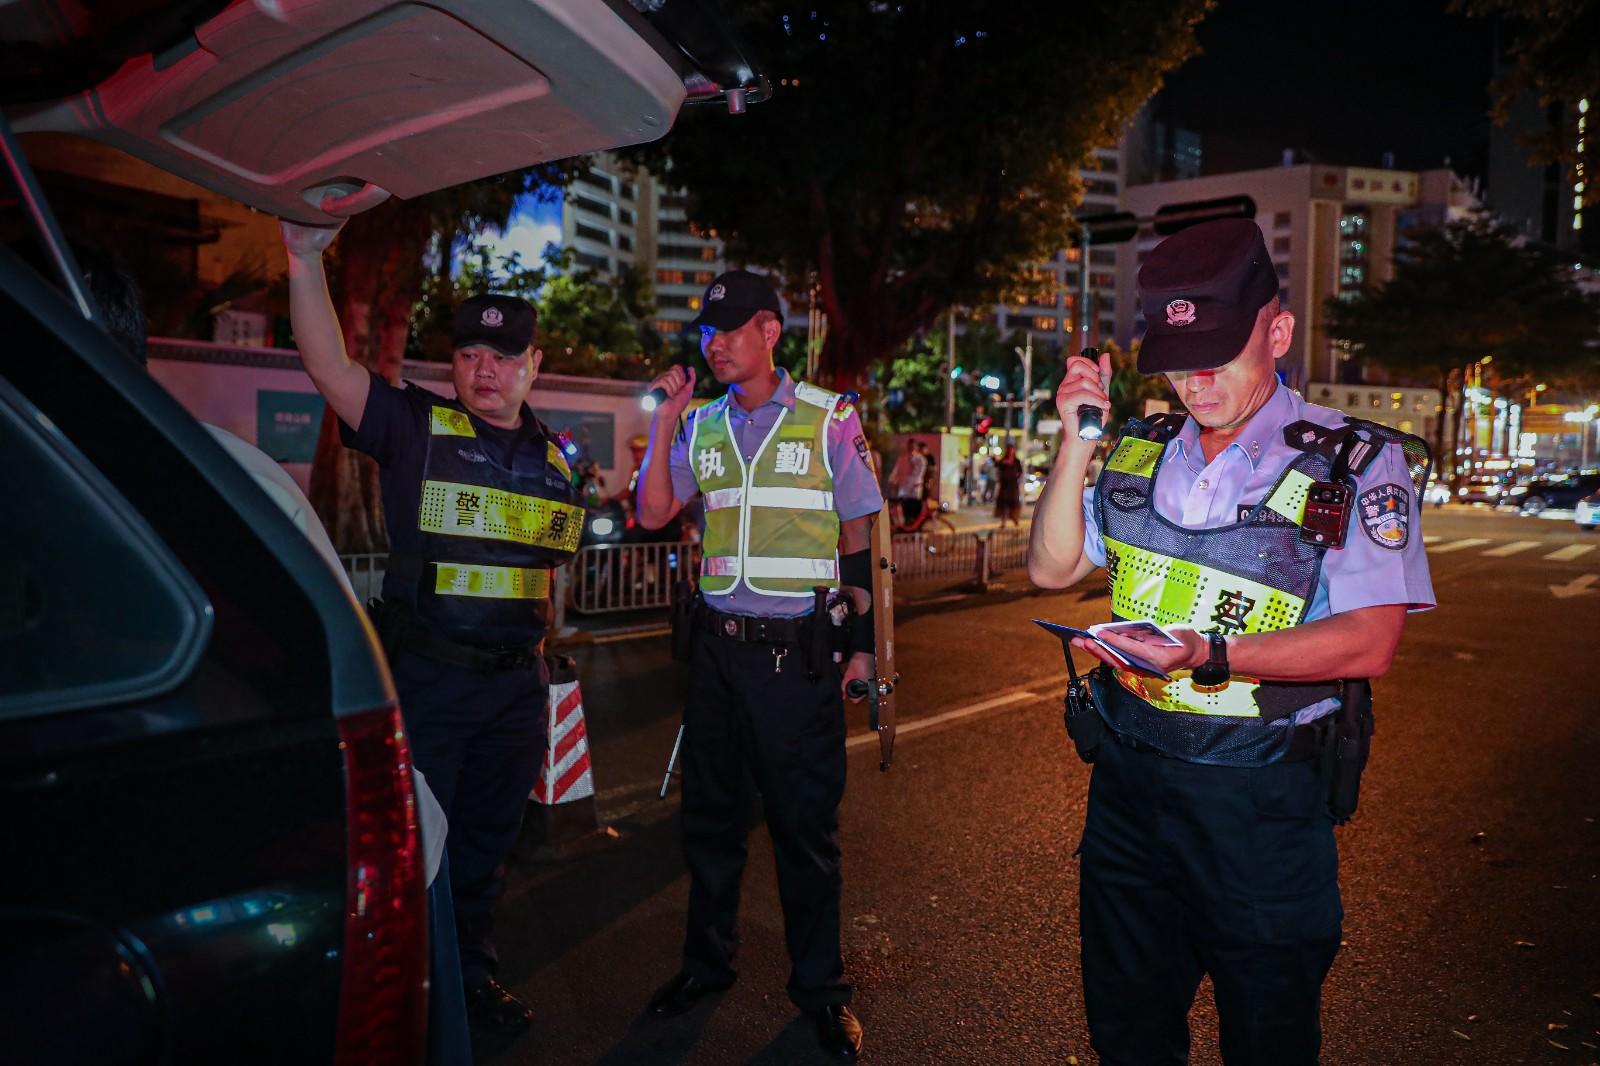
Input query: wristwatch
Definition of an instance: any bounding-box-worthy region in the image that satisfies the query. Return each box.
[1191,632,1231,691]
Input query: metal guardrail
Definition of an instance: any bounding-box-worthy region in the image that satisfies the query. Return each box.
[341,528,1027,620]
[569,540,699,615]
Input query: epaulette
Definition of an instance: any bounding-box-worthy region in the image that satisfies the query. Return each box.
[1285,417,1433,494]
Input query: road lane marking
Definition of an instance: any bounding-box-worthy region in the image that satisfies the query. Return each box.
[1482,540,1541,557]
[1423,535,1443,544]
[1429,538,1491,554]
[1546,544,1596,562]
[845,689,1040,752]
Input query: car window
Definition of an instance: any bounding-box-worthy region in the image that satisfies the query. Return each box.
[0,377,211,719]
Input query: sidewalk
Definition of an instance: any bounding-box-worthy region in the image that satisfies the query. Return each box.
[940,499,1035,533]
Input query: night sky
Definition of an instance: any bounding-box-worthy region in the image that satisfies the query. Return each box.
[1157,0,1499,180]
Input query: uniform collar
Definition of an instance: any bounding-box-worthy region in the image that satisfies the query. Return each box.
[728,367,795,417]
[1171,381,1292,470]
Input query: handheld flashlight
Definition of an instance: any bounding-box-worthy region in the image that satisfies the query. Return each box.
[1077,346,1105,441]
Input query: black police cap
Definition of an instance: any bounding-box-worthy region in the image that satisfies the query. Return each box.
[1136,219,1280,374]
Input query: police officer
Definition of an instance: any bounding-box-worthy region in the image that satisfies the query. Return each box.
[635,270,883,1059]
[1028,219,1435,1065]
[282,221,585,1038]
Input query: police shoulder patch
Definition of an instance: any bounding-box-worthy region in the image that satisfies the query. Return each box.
[1357,482,1410,550]
[853,433,873,468]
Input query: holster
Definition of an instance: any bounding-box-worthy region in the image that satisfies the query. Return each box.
[1317,679,1374,824]
[805,585,837,678]
[1062,659,1107,764]
[669,580,697,663]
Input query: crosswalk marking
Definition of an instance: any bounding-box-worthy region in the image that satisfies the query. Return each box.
[1423,535,1443,544]
[1546,543,1597,562]
[1429,538,1491,554]
[1482,540,1541,557]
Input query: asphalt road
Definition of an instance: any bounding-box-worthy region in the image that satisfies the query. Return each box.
[488,504,1600,1065]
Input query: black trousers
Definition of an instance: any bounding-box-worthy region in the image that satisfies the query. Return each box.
[1079,737,1343,1066]
[678,631,850,1010]
[391,650,550,989]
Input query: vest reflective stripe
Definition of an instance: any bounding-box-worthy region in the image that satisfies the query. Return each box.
[745,556,839,580]
[1264,469,1315,524]
[1103,537,1309,633]
[430,406,476,438]
[1105,436,1162,477]
[691,385,842,598]
[546,441,572,481]
[419,480,585,552]
[434,563,550,600]
[703,486,834,512]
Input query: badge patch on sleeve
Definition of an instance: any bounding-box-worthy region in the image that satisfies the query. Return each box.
[1358,483,1410,549]
[853,434,873,470]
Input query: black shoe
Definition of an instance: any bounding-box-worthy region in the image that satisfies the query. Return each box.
[648,972,731,1017]
[809,1004,863,1058]
[466,977,534,1036]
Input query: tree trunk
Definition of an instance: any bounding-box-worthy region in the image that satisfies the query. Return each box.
[308,199,434,554]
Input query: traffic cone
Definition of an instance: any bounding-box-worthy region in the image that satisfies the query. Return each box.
[527,654,618,858]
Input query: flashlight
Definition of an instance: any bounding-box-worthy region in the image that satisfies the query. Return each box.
[641,388,664,412]
[1077,346,1105,441]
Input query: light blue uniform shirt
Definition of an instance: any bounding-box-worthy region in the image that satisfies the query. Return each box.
[670,369,885,618]
[1083,383,1437,623]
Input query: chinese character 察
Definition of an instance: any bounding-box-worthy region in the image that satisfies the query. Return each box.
[1209,589,1256,635]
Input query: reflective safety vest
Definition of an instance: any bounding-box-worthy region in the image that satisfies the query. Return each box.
[1092,428,1342,764]
[409,401,585,641]
[690,381,842,598]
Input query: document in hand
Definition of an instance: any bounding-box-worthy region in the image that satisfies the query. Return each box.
[1032,619,1174,680]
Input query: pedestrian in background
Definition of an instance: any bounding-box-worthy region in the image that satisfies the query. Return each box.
[1028,219,1435,1066]
[635,270,883,1059]
[994,442,1023,525]
[282,219,586,1043]
[888,438,927,525]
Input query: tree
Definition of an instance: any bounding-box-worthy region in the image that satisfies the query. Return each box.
[1460,0,1600,205]
[623,0,1212,387]
[1323,218,1600,466]
[305,165,583,552]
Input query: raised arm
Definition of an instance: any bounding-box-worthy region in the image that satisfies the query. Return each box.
[281,220,370,429]
[1028,351,1112,589]
[636,364,696,530]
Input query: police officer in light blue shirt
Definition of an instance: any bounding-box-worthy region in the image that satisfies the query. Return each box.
[1029,219,1435,1066]
[636,271,883,1059]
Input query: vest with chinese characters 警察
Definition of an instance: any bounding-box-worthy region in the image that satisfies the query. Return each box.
[407,400,584,642]
[690,381,843,600]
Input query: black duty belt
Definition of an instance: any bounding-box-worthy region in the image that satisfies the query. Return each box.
[1106,721,1323,763]
[368,599,543,673]
[696,605,808,646]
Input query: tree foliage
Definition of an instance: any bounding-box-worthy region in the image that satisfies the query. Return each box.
[1458,0,1600,205]
[1323,217,1600,461]
[623,0,1212,386]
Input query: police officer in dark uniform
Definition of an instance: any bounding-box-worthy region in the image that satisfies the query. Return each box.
[635,271,884,1059]
[1028,220,1436,1065]
[282,220,585,1038]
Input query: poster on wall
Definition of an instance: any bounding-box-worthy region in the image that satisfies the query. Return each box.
[533,408,615,469]
[257,390,325,463]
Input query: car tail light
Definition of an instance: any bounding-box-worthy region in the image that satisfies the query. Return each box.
[335,705,428,1066]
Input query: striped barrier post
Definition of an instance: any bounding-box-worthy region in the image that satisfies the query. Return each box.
[527,655,616,857]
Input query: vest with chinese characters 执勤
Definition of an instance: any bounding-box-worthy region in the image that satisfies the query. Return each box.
[690,381,843,599]
[408,401,585,642]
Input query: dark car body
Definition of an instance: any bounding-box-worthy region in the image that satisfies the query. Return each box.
[1504,472,1600,514]
[1,1,765,1062]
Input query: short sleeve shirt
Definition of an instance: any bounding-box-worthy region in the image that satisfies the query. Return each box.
[339,370,548,604]
[1080,383,1435,620]
[667,369,885,618]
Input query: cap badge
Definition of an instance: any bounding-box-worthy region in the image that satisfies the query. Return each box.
[708,283,727,302]
[1166,299,1197,327]
[480,306,505,327]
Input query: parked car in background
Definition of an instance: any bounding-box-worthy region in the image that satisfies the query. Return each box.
[1503,472,1600,515]
[1575,491,1600,530]
[1456,471,1511,503]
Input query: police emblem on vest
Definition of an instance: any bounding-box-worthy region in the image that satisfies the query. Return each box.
[1091,414,1427,765]
[412,401,584,638]
[690,381,843,598]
